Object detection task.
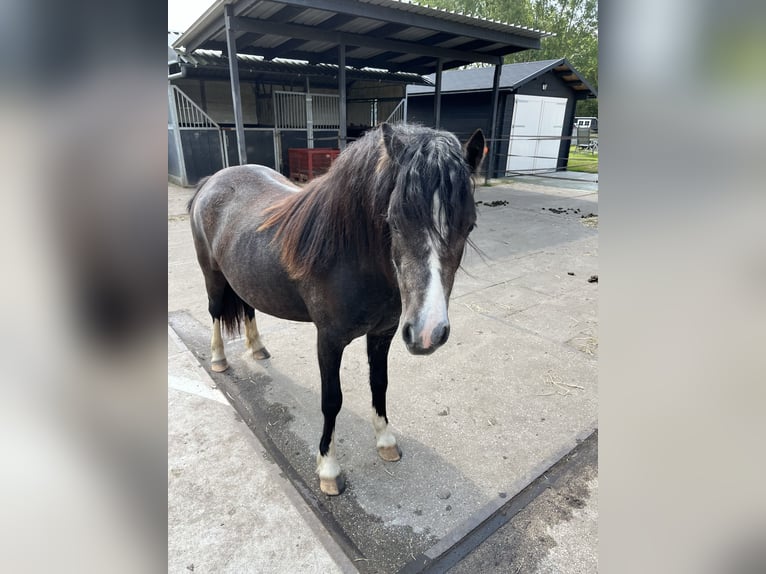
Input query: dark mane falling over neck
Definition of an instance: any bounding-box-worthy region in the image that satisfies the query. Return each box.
[258,124,476,281]
[259,128,397,280]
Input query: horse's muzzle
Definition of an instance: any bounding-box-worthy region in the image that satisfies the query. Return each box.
[402,321,450,355]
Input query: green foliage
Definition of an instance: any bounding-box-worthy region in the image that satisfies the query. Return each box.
[429,0,598,109]
[567,146,598,173]
[576,98,598,117]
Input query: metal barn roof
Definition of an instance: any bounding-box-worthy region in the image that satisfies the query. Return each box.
[172,0,553,75]
[406,58,597,97]
[170,48,432,86]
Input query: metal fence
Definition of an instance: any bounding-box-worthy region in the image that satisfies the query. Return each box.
[170,85,220,129]
[273,91,340,130]
[311,94,340,129]
[472,132,599,181]
[385,99,407,124]
[273,91,307,129]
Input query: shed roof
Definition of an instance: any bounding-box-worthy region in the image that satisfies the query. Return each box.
[406,58,597,98]
[172,0,553,75]
[170,47,431,86]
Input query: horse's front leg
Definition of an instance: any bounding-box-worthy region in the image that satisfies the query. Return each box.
[316,332,346,495]
[367,329,401,462]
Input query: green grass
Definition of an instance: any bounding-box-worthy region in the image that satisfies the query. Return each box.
[567,146,599,173]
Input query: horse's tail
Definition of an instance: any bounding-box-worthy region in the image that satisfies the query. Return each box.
[219,282,248,337]
[186,176,211,213]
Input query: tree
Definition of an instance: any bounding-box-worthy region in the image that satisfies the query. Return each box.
[430,0,598,115]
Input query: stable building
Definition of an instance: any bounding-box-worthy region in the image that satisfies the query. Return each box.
[406,58,597,177]
[169,0,553,186]
[168,40,428,186]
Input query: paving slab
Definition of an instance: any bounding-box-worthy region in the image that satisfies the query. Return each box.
[168,179,598,573]
[168,327,355,574]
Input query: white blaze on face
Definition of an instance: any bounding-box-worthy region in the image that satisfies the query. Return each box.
[418,192,449,348]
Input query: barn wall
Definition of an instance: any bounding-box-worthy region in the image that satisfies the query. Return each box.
[173,79,259,125]
[180,130,224,186]
[347,82,406,127]
[168,128,182,180]
[406,91,502,176]
[516,70,572,99]
[406,91,493,139]
[407,69,582,175]
[203,80,258,124]
[223,129,276,169]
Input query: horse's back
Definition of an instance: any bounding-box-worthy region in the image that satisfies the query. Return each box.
[199,164,297,209]
[215,164,297,192]
[189,165,312,321]
[190,165,296,238]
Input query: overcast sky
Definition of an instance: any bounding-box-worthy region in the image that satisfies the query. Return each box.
[168,0,215,32]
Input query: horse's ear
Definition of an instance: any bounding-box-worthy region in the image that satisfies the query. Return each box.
[464,129,485,173]
[380,122,404,161]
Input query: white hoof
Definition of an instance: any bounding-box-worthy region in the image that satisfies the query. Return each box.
[211,359,229,372]
[378,444,401,462]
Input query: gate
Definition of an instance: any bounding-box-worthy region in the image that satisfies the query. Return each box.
[273,90,340,140]
[169,85,227,185]
[273,90,340,173]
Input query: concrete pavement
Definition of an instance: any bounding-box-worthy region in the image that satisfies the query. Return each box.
[168,326,357,574]
[168,173,598,573]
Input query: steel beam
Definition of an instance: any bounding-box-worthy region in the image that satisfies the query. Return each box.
[434,59,442,129]
[225,4,247,165]
[338,43,347,150]
[485,62,503,184]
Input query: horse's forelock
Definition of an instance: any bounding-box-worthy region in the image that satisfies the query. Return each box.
[388,128,475,246]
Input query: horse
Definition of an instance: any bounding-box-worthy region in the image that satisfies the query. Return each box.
[187,123,485,495]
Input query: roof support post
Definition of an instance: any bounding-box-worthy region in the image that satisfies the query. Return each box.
[305,77,314,149]
[434,58,443,129]
[485,59,503,185]
[225,4,247,165]
[338,43,347,150]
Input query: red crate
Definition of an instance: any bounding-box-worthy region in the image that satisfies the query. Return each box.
[288,148,340,182]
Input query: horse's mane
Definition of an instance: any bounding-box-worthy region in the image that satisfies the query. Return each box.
[259,124,475,280]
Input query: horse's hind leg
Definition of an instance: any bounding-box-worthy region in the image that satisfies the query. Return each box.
[243,305,271,360]
[203,272,235,373]
[210,316,228,372]
[367,329,401,462]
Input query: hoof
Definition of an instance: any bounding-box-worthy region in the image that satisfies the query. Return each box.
[378,444,401,462]
[252,347,271,361]
[319,475,345,496]
[211,359,229,372]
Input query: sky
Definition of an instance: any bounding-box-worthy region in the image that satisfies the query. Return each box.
[168,0,215,32]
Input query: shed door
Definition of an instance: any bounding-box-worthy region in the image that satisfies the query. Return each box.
[506,95,567,174]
